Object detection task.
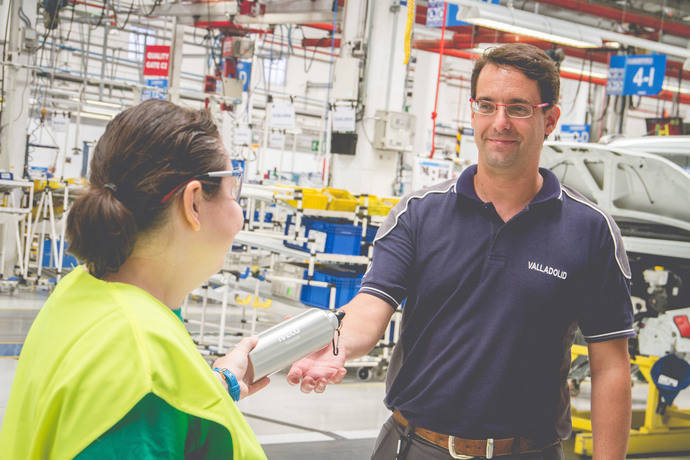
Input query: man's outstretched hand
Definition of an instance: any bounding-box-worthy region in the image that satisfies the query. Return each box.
[286,343,347,393]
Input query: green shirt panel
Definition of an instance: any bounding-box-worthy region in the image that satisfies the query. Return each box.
[76,393,233,459]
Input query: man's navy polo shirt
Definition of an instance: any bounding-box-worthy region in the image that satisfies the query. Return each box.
[359,164,634,442]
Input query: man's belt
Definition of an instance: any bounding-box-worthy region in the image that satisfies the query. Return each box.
[392,410,557,459]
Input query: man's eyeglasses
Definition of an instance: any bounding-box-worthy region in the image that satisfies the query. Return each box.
[469,98,550,119]
[160,168,244,204]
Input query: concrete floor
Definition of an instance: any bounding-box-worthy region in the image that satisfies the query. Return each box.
[1,289,690,459]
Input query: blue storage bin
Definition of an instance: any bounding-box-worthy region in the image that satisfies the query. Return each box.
[284,216,362,256]
[42,240,78,269]
[364,225,378,243]
[300,267,363,309]
[243,210,274,223]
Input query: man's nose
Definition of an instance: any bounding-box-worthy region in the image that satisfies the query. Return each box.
[491,105,512,131]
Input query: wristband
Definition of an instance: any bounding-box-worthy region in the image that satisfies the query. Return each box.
[214,367,241,401]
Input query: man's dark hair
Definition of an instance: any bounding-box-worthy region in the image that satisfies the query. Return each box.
[471,43,560,106]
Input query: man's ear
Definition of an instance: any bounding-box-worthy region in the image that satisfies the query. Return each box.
[544,105,561,136]
[181,180,203,231]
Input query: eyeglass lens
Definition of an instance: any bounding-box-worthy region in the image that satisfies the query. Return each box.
[473,100,534,118]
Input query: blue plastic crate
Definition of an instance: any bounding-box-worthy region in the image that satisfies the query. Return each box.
[300,267,363,309]
[364,225,379,243]
[42,240,78,269]
[284,216,362,256]
[243,210,273,223]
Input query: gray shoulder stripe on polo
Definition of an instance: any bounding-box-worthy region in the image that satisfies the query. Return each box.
[358,286,401,308]
[583,328,635,339]
[561,187,631,279]
[374,180,457,244]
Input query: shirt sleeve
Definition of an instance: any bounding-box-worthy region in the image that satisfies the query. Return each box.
[578,219,635,343]
[75,393,233,459]
[359,199,416,309]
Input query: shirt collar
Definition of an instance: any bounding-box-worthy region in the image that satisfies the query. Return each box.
[456,164,563,206]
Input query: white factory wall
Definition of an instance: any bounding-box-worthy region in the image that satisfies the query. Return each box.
[22,22,690,193]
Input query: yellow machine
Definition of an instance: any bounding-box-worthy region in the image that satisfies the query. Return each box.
[570,344,690,456]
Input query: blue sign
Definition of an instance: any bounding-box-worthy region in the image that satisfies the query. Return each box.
[142,78,168,101]
[237,61,252,92]
[607,54,666,96]
[426,0,498,27]
[560,124,590,143]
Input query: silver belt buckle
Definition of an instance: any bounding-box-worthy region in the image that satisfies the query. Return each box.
[447,436,494,459]
[447,436,474,459]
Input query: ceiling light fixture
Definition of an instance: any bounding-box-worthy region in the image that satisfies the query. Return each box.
[77,111,114,121]
[453,2,601,49]
[70,97,122,108]
[449,0,690,59]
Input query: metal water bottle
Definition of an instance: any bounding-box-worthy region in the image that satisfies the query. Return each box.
[249,309,345,382]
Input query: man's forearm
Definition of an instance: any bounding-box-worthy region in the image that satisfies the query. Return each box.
[590,364,631,459]
[340,293,395,360]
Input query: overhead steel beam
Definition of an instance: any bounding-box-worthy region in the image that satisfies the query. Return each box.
[153,1,238,23]
[235,12,339,25]
[535,0,690,39]
[445,0,690,59]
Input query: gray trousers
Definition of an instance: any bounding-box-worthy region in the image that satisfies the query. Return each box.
[371,415,565,460]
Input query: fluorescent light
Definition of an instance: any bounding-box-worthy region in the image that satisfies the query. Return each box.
[450,0,690,59]
[467,18,599,49]
[455,3,601,49]
[77,111,114,121]
[71,97,122,108]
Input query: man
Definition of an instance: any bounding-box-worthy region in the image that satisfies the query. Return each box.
[287,43,633,460]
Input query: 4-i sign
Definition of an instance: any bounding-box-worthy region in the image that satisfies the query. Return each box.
[607,54,666,96]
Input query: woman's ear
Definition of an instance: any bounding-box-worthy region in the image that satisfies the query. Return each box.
[181,180,203,231]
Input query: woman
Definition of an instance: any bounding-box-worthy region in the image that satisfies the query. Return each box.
[0,100,269,459]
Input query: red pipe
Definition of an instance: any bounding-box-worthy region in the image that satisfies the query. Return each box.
[417,29,690,83]
[535,0,690,38]
[193,21,270,35]
[302,38,340,48]
[430,3,448,159]
[263,38,337,58]
[424,48,480,61]
[301,23,336,32]
[416,46,689,104]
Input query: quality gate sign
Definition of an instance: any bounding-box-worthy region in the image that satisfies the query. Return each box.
[143,45,171,77]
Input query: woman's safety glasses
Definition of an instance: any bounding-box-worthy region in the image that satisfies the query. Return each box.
[160,168,244,204]
[469,98,550,119]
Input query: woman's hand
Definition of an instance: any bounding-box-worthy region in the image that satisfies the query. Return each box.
[213,336,270,399]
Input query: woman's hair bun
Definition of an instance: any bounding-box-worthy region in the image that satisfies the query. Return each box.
[66,186,137,278]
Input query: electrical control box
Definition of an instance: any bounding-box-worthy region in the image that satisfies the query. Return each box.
[222,36,254,59]
[332,57,360,101]
[373,110,415,151]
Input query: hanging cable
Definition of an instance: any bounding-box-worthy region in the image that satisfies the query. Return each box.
[322,0,338,184]
[675,67,682,117]
[403,0,415,65]
[429,3,448,159]
[566,50,588,117]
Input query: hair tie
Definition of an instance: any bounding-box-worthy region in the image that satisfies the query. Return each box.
[104,183,117,193]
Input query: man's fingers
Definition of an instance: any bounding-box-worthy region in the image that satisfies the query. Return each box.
[286,365,303,385]
[314,379,327,394]
[330,368,347,384]
[301,375,316,393]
